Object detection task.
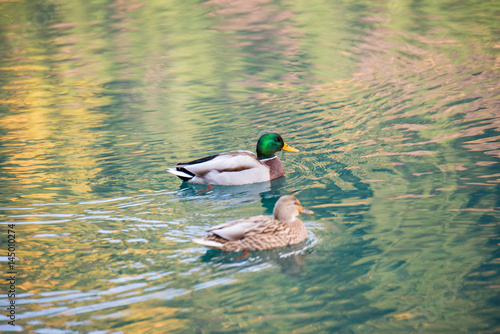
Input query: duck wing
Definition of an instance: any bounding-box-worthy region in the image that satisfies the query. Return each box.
[245,220,289,236]
[170,151,269,185]
[206,215,272,241]
[179,151,258,171]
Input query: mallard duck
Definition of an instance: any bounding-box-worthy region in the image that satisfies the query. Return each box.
[192,195,314,252]
[167,133,299,185]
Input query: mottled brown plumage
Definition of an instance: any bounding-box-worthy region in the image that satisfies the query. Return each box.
[193,195,314,252]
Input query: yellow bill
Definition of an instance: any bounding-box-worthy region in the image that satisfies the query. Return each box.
[299,206,314,215]
[282,142,299,153]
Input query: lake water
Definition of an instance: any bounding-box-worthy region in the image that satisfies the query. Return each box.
[0,0,499,333]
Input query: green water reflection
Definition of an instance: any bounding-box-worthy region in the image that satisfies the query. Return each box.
[0,0,499,333]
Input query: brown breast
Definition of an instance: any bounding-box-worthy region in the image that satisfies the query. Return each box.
[262,157,286,180]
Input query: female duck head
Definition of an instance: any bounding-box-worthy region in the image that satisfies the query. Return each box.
[256,133,299,159]
[273,195,314,223]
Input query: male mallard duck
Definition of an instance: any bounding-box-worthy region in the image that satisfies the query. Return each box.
[168,133,299,185]
[192,195,314,252]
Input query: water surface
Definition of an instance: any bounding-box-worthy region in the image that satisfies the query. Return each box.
[0,0,499,333]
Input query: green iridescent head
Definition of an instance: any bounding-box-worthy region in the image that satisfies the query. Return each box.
[256,133,299,159]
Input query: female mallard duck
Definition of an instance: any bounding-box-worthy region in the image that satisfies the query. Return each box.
[193,195,314,252]
[167,133,299,185]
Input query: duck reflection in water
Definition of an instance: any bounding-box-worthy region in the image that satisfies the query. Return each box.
[200,242,315,277]
[176,177,286,207]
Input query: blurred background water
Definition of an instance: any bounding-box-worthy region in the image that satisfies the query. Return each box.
[0,0,499,332]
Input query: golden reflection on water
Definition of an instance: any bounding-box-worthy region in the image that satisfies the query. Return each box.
[0,67,109,202]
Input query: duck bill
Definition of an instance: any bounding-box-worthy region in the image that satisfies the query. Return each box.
[299,207,314,215]
[282,142,299,153]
